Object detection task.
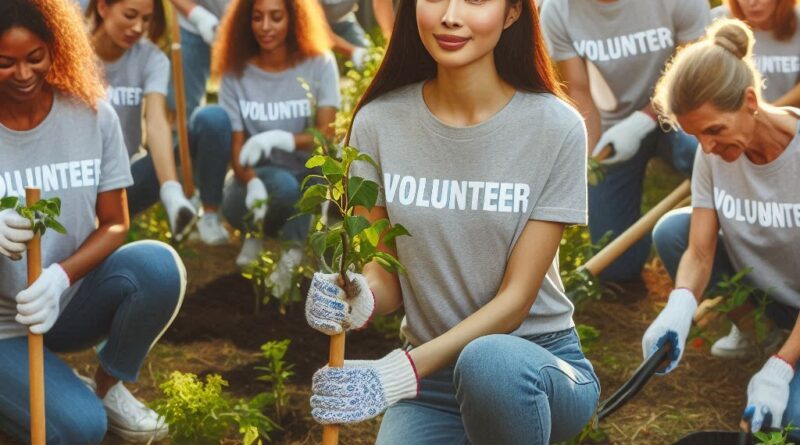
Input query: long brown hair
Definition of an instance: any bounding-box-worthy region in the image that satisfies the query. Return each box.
[347,0,563,142]
[726,0,798,41]
[212,0,331,77]
[85,0,167,43]
[0,0,106,110]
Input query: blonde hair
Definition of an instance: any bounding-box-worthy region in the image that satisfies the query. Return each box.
[653,18,761,128]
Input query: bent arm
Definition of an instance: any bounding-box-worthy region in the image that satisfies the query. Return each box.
[59,189,129,283]
[144,93,179,185]
[556,57,602,152]
[674,207,720,300]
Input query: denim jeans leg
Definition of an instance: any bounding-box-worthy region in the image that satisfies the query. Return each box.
[784,368,800,439]
[127,153,160,217]
[189,105,232,208]
[167,28,210,121]
[655,128,699,178]
[330,12,370,47]
[454,331,600,445]
[43,240,186,382]
[0,337,107,445]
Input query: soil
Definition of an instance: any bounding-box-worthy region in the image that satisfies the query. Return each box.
[0,245,768,445]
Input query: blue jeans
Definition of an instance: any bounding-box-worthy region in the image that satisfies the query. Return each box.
[167,28,210,121]
[331,12,369,47]
[589,128,698,281]
[653,208,800,436]
[0,241,185,444]
[376,329,600,445]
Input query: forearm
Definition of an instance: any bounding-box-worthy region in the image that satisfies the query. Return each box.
[372,0,395,39]
[777,313,800,364]
[169,0,198,17]
[231,132,255,183]
[569,89,602,152]
[772,84,800,108]
[363,260,403,315]
[673,246,714,300]
[145,117,179,185]
[293,133,315,151]
[331,31,356,57]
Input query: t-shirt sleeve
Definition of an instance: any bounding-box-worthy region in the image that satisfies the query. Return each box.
[710,5,730,20]
[539,0,578,61]
[348,107,385,206]
[691,146,714,209]
[530,120,588,224]
[219,75,244,132]
[674,0,711,43]
[97,101,134,192]
[143,44,170,96]
[314,53,341,109]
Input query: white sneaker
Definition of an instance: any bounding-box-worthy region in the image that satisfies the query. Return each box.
[197,212,229,246]
[266,247,303,297]
[103,382,169,443]
[236,237,263,267]
[711,325,754,359]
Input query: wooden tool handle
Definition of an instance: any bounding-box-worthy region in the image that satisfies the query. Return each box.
[594,144,614,161]
[321,275,351,444]
[25,188,45,445]
[169,6,195,198]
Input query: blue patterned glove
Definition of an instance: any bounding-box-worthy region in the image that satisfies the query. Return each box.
[311,349,418,424]
[642,288,697,374]
[305,272,374,335]
[745,355,795,432]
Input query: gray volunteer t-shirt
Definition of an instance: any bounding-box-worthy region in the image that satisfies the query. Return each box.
[541,0,710,129]
[103,39,170,158]
[319,0,358,24]
[712,6,800,103]
[692,112,800,309]
[350,82,588,346]
[219,53,340,177]
[178,0,231,34]
[0,94,133,340]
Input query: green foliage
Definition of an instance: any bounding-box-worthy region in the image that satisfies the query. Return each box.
[587,158,606,187]
[151,371,278,445]
[556,418,609,445]
[241,243,314,314]
[559,226,611,308]
[0,196,66,236]
[754,424,797,445]
[334,45,385,142]
[710,268,771,343]
[255,339,295,421]
[576,324,601,354]
[371,312,404,340]
[127,204,172,244]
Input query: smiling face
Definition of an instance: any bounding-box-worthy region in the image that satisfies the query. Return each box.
[97,0,153,50]
[735,0,778,29]
[416,0,520,69]
[0,27,51,104]
[676,89,758,163]
[251,0,289,53]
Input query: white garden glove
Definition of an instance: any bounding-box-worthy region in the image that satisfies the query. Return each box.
[305,271,375,335]
[351,47,368,70]
[245,178,268,223]
[311,349,418,424]
[0,209,34,261]
[238,130,295,167]
[160,180,198,242]
[15,263,70,334]
[641,288,698,374]
[266,247,303,298]
[592,111,657,164]
[745,356,795,432]
[187,5,219,45]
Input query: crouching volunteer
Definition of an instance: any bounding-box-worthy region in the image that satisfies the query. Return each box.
[0,0,185,442]
[303,0,600,443]
[643,19,800,437]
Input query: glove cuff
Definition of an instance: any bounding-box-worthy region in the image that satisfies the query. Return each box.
[764,356,796,383]
[376,349,419,406]
[276,130,296,152]
[48,263,71,289]
[159,180,184,202]
[247,177,265,191]
[631,110,658,133]
[188,5,215,26]
[667,288,698,314]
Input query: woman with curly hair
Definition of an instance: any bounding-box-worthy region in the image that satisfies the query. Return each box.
[0,0,185,442]
[196,0,338,289]
[85,0,198,242]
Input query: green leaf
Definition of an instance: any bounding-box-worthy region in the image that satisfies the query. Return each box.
[372,251,406,273]
[344,216,370,239]
[354,152,380,171]
[0,196,19,210]
[296,184,328,214]
[309,232,328,258]
[321,158,344,184]
[361,218,390,247]
[299,174,326,191]
[305,155,326,169]
[44,218,67,234]
[382,223,410,247]
[347,177,379,210]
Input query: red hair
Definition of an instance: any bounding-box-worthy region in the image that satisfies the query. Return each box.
[726,0,798,41]
[212,0,331,77]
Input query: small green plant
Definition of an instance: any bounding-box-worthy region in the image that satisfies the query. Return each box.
[127,204,173,244]
[754,424,797,445]
[334,44,385,142]
[151,371,277,445]
[709,268,771,344]
[559,226,611,307]
[556,418,609,445]
[241,242,314,314]
[255,339,295,421]
[576,324,601,354]
[0,196,65,235]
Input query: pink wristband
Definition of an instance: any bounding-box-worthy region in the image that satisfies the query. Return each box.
[773,354,797,372]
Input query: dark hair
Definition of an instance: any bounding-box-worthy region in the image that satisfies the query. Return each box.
[347,0,563,142]
[0,0,106,109]
[212,0,331,77]
[86,0,167,42]
[726,0,798,41]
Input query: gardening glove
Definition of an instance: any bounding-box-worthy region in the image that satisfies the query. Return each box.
[351,47,368,70]
[187,5,219,45]
[0,209,34,261]
[745,355,795,432]
[267,247,303,298]
[238,130,295,167]
[160,180,198,242]
[15,263,70,334]
[641,288,698,374]
[592,111,656,165]
[305,271,375,335]
[245,177,268,223]
[311,349,418,424]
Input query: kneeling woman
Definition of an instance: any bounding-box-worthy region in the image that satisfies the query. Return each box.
[303,0,599,443]
[0,0,185,443]
[643,19,800,437]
